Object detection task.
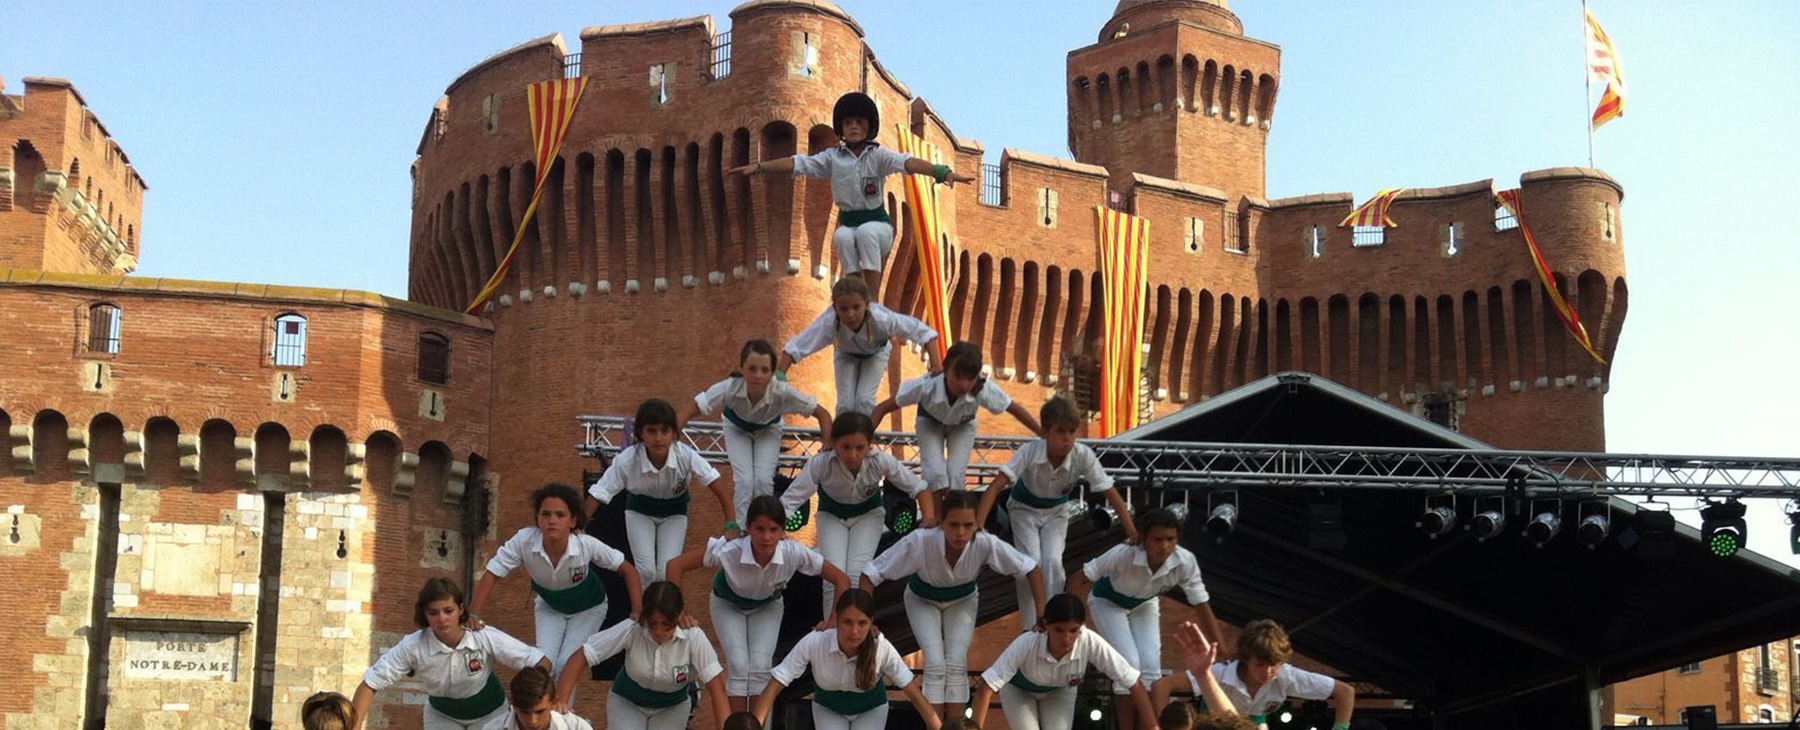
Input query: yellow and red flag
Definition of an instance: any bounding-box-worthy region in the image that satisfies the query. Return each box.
[466,76,589,315]
[1496,189,1606,364]
[1338,188,1407,228]
[893,124,953,361]
[1586,9,1627,130]
[1095,206,1150,437]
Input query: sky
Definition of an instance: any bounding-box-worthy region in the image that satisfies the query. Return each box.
[5,1,1798,561]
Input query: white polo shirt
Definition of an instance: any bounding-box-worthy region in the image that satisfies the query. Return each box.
[861,529,1036,588]
[894,373,1011,426]
[589,443,721,503]
[789,142,911,213]
[1001,440,1114,505]
[579,620,723,695]
[780,450,928,519]
[771,629,915,692]
[483,710,594,730]
[1208,660,1337,717]
[484,527,627,591]
[693,377,818,426]
[979,628,1140,694]
[362,627,545,697]
[1080,544,1209,605]
[784,303,940,360]
[704,536,827,601]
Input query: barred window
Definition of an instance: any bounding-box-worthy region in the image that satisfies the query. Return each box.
[1352,225,1386,247]
[272,313,307,367]
[418,332,451,385]
[86,303,121,355]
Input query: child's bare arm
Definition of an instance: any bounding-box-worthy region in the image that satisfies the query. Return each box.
[1005,401,1043,437]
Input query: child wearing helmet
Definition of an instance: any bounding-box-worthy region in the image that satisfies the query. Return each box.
[729,91,974,295]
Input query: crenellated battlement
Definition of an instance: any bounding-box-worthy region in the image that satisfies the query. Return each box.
[1,76,147,275]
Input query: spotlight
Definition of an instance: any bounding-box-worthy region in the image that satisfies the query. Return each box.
[1525,510,1562,547]
[964,708,974,719]
[1700,500,1747,558]
[1418,505,1457,538]
[1165,502,1191,523]
[1089,708,1103,722]
[773,474,808,531]
[1279,710,1294,724]
[1577,513,1609,548]
[1206,502,1238,542]
[1088,503,1118,533]
[1470,509,1506,541]
[883,486,918,536]
[1630,506,1675,558]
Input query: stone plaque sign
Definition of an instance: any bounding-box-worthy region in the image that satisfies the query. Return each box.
[122,631,239,681]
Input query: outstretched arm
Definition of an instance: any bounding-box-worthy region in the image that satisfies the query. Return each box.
[729,157,797,177]
[816,562,852,628]
[1005,401,1044,437]
[870,397,900,429]
[749,676,789,726]
[902,157,976,186]
[663,546,708,588]
[1330,678,1356,726]
[468,569,501,630]
[973,474,1012,533]
[1174,622,1234,716]
[1024,566,1047,627]
[349,683,376,730]
[617,561,644,619]
[1101,487,1139,543]
[970,684,997,730]
[554,648,590,712]
[812,405,834,448]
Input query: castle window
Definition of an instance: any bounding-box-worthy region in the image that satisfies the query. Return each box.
[1307,225,1323,258]
[1442,221,1464,256]
[418,332,451,385]
[562,52,583,80]
[1494,203,1518,232]
[1184,217,1204,253]
[1677,661,1700,674]
[1037,188,1059,228]
[1599,201,1615,240]
[272,312,308,368]
[711,31,733,79]
[1223,211,1244,253]
[649,63,675,105]
[481,94,500,135]
[1421,393,1459,430]
[791,32,819,78]
[979,164,1003,207]
[85,303,121,356]
[1352,225,1385,247]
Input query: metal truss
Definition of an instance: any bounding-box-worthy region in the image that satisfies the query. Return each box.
[577,416,1800,500]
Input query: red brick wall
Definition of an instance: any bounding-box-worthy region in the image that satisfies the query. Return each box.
[0,78,146,275]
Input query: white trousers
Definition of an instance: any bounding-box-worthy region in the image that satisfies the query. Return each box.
[915,415,977,492]
[711,594,784,697]
[904,587,978,704]
[833,222,895,274]
[812,699,890,730]
[724,422,783,523]
[1089,596,1162,693]
[834,345,892,416]
[422,703,507,730]
[815,509,885,616]
[998,684,1077,730]
[606,691,692,730]
[1009,502,1071,628]
[624,510,687,584]
[535,597,609,702]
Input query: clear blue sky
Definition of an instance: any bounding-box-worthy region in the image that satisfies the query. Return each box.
[6,1,1798,559]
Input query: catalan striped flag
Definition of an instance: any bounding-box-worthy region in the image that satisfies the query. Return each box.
[1338,188,1407,229]
[1496,189,1606,364]
[1586,9,1626,130]
[892,124,953,361]
[466,76,589,315]
[1096,206,1150,437]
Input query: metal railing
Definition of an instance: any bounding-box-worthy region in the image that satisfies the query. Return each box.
[711,32,733,79]
[563,53,583,79]
[979,164,1002,206]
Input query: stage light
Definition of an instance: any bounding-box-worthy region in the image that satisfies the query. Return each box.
[1206,502,1237,542]
[883,487,918,536]
[1278,710,1294,723]
[1577,513,1609,548]
[1089,708,1103,722]
[1525,510,1562,547]
[1470,509,1506,541]
[965,708,974,719]
[1700,500,1747,558]
[1165,502,1191,523]
[773,475,809,531]
[1418,505,1457,538]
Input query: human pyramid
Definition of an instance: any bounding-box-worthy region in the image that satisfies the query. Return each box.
[301,93,1356,730]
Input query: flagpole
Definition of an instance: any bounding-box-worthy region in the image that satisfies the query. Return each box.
[1582,0,1596,168]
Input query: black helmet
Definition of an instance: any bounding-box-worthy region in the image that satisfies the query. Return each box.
[833,92,879,140]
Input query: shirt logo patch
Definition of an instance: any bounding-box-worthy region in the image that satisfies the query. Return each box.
[1068,673,1083,687]
[674,663,692,684]
[465,650,486,675]
[862,484,878,498]
[570,567,586,583]
[1262,701,1281,713]
[862,177,877,197]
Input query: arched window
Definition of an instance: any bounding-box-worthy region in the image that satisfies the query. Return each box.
[272,312,307,367]
[86,302,121,355]
[418,332,450,384]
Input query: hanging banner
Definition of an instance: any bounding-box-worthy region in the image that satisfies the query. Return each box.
[892,124,953,361]
[1496,189,1606,364]
[1339,188,1407,228]
[1096,206,1150,437]
[466,76,589,315]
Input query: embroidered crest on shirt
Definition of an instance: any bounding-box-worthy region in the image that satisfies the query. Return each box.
[674,663,693,684]
[1067,672,1083,687]
[570,567,586,583]
[465,650,486,675]
[861,176,876,197]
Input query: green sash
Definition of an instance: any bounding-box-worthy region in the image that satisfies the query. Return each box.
[1009,479,1070,509]
[712,571,780,610]
[815,683,889,715]
[531,568,608,615]
[819,490,883,520]
[906,575,976,602]
[612,668,693,709]
[1091,577,1151,610]
[838,207,892,227]
[626,490,691,518]
[723,407,782,433]
[426,672,505,720]
[1007,672,1068,695]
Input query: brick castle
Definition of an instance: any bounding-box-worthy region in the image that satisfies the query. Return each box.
[0,0,1630,727]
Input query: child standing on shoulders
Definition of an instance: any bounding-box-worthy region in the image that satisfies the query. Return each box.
[861,491,1045,722]
[975,395,1137,629]
[778,275,942,416]
[553,582,729,730]
[1066,507,1221,730]
[469,483,642,700]
[665,495,852,713]
[681,339,833,524]
[872,341,1042,502]
[728,91,974,295]
[971,594,1156,730]
[587,398,735,584]
[483,666,593,730]
[780,411,936,615]
[351,578,550,730]
[753,589,942,730]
